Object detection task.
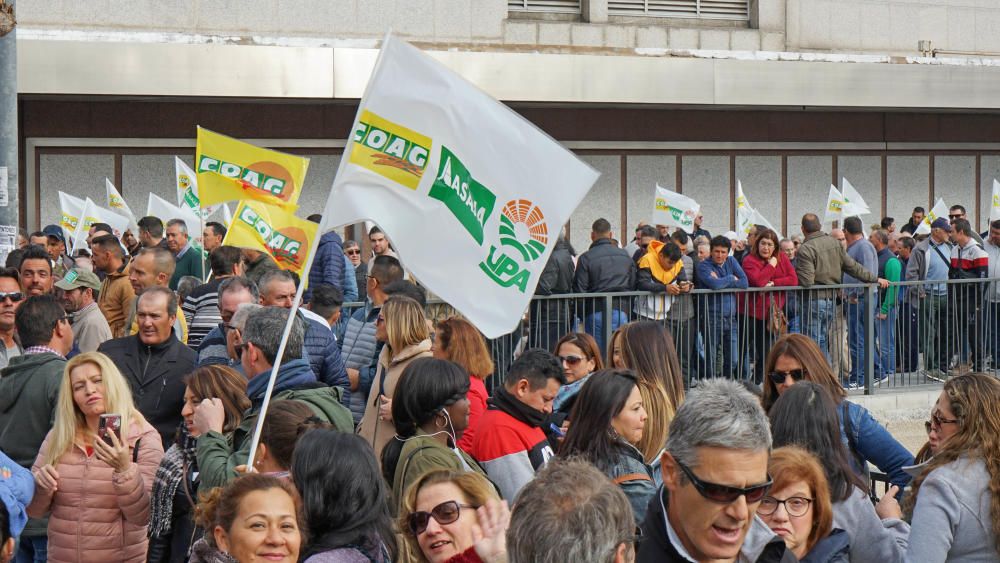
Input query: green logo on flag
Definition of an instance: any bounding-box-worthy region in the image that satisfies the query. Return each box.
[429,147,497,245]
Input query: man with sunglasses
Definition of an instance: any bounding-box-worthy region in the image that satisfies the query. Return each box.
[638,379,795,563]
[342,240,368,303]
[948,205,983,244]
[0,268,23,370]
[0,295,74,563]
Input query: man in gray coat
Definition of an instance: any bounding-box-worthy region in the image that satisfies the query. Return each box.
[56,267,112,353]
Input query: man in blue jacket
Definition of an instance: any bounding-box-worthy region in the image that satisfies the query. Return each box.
[305,216,357,303]
[696,235,748,379]
[258,270,348,397]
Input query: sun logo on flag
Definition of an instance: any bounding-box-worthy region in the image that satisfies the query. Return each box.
[498,199,548,263]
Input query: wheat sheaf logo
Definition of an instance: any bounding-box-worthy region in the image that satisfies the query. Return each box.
[498,200,548,263]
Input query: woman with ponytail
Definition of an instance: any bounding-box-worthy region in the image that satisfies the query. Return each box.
[380,358,489,512]
[252,400,331,479]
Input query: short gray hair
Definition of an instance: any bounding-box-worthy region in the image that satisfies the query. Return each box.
[259,269,296,295]
[166,218,188,234]
[507,459,634,563]
[137,286,177,316]
[219,276,259,302]
[231,303,263,332]
[241,306,303,365]
[666,379,771,470]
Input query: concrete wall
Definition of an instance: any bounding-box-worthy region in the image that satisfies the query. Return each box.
[36,148,995,247]
[16,0,1000,57]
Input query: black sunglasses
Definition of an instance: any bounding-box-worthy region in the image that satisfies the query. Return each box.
[407,500,476,535]
[0,292,23,303]
[768,369,804,385]
[559,355,585,366]
[677,461,772,504]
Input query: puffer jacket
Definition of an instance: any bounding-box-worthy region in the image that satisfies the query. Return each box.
[357,340,433,461]
[27,417,164,563]
[573,238,636,293]
[306,230,347,302]
[301,313,349,392]
[341,305,380,424]
[99,258,136,339]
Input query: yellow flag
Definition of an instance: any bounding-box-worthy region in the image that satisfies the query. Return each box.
[195,127,309,210]
[221,200,318,276]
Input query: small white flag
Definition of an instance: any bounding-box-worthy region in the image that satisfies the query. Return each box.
[148,192,203,232]
[72,198,131,251]
[321,35,598,338]
[990,179,1000,223]
[823,185,845,224]
[105,178,139,232]
[915,197,949,236]
[58,192,86,244]
[651,184,700,231]
[841,178,871,217]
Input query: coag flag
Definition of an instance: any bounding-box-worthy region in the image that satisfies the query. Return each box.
[148,193,202,231]
[915,198,949,236]
[824,185,845,224]
[105,178,138,232]
[736,181,782,240]
[651,184,699,231]
[59,192,85,243]
[195,128,309,211]
[176,156,217,220]
[222,201,318,277]
[72,198,130,251]
[841,178,871,217]
[321,35,599,338]
[991,179,1000,222]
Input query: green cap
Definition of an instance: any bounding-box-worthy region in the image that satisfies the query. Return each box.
[55,268,102,291]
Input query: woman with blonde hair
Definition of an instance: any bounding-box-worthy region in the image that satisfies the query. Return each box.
[761,333,913,490]
[358,295,433,461]
[433,317,495,453]
[616,321,684,464]
[399,469,509,563]
[759,446,850,562]
[27,352,164,562]
[906,373,1000,562]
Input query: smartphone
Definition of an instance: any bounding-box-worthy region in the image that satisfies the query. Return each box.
[549,422,565,438]
[98,414,122,446]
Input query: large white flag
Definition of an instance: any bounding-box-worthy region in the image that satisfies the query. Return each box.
[915,197,949,236]
[58,192,86,243]
[176,157,215,224]
[840,178,871,217]
[148,192,203,232]
[651,184,700,231]
[321,35,599,338]
[105,178,139,232]
[823,185,845,224]
[991,179,1000,222]
[72,198,131,251]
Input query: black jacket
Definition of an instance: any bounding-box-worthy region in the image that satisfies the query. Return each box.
[98,332,197,449]
[573,238,636,293]
[637,488,797,563]
[535,239,575,296]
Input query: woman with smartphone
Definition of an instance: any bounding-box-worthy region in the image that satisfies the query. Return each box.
[26,352,164,563]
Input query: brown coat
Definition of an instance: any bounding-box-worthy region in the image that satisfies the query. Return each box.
[27,418,164,563]
[357,339,432,461]
[99,258,136,339]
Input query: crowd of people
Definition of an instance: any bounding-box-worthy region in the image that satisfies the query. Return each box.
[0,208,995,562]
[540,205,1000,390]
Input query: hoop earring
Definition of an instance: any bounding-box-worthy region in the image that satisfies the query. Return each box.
[435,414,448,429]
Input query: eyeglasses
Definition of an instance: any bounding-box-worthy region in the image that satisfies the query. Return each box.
[676,461,772,505]
[768,369,804,385]
[222,323,236,333]
[930,411,959,429]
[345,249,361,256]
[560,355,585,366]
[924,420,933,434]
[0,292,23,303]
[757,496,813,517]
[234,342,249,358]
[406,500,476,535]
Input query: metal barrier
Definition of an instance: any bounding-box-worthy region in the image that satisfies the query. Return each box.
[345,276,1000,395]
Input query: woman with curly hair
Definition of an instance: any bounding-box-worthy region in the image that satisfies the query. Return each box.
[906,373,1000,562]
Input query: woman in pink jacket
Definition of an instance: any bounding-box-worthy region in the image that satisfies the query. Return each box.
[27,352,164,563]
[740,228,799,384]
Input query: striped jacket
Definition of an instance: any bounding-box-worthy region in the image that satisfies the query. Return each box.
[950,238,989,280]
[181,278,224,349]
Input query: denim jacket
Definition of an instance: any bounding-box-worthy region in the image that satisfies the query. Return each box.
[839,400,915,489]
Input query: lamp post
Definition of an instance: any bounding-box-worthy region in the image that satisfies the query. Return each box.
[0,0,18,263]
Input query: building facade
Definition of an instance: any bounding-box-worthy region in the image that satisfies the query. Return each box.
[13,0,1000,244]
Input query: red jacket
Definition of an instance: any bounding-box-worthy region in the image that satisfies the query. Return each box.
[739,253,798,319]
[458,376,489,454]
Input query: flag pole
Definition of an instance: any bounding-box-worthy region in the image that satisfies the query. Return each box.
[243,213,329,470]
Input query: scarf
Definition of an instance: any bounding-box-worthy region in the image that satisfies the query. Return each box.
[148,423,198,537]
[488,386,547,428]
[188,538,239,563]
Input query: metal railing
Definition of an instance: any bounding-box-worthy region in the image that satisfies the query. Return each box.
[343,276,1000,395]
